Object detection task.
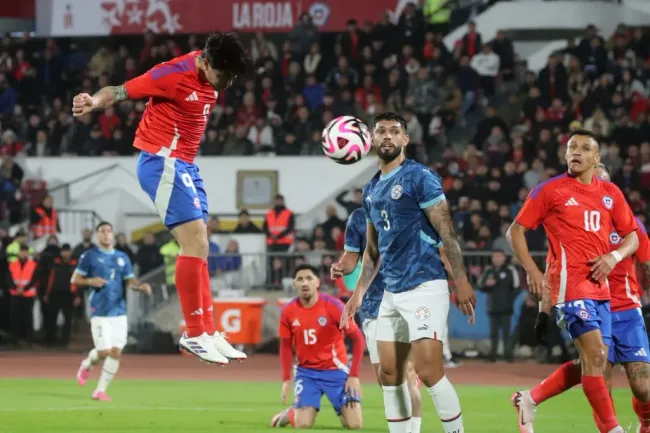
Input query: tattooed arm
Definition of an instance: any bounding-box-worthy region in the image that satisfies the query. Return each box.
[352,222,381,301]
[90,85,130,111]
[423,200,467,282]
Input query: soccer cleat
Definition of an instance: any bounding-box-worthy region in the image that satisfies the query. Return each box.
[511,390,536,433]
[211,332,247,360]
[179,332,229,365]
[270,407,292,427]
[444,357,461,369]
[92,390,112,401]
[76,362,89,386]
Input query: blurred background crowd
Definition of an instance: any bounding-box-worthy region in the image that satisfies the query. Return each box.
[1,0,649,362]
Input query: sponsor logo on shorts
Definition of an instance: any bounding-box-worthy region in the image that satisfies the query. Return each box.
[318,316,327,326]
[417,324,429,331]
[414,306,430,321]
[578,308,590,320]
[391,185,403,200]
[602,195,613,210]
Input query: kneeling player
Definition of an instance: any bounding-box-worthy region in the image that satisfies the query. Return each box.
[513,164,650,433]
[271,264,365,429]
[332,207,423,432]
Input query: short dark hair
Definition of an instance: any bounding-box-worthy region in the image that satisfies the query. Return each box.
[293,264,320,279]
[19,245,29,252]
[95,221,112,232]
[569,128,600,147]
[203,32,251,76]
[595,162,611,177]
[371,112,407,133]
[61,243,71,250]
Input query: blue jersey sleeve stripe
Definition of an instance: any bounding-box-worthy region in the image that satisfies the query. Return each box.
[419,194,446,209]
[344,244,361,252]
[74,269,87,276]
[419,230,442,247]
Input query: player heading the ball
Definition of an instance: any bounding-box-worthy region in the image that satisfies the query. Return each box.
[72,33,252,365]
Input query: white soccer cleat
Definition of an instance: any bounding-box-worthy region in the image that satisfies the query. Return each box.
[211,332,247,360]
[511,390,536,433]
[179,332,229,365]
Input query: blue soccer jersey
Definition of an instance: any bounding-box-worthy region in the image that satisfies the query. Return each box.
[75,247,135,317]
[344,208,384,321]
[362,159,448,293]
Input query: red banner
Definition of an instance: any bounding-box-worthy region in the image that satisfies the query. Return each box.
[44,0,405,36]
[0,2,35,19]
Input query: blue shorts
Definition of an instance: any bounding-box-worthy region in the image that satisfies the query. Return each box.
[555,299,612,347]
[136,151,208,230]
[294,367,360,415]
[608,307,650,364]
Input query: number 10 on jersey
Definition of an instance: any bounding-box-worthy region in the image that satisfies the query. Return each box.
[584,210,601,232]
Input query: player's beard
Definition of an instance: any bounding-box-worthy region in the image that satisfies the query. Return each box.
[377,141,402,163]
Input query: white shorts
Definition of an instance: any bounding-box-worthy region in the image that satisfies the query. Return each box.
[90,315,128,351]
[376,280,450,343]
[362,319,379,364]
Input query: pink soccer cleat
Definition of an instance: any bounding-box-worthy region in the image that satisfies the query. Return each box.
[76,363,89,386]
[92,390,112,401]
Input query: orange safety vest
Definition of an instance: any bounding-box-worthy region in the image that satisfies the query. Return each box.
[32,207,57,238]
[265,208,294,245]
[9,259,37,297]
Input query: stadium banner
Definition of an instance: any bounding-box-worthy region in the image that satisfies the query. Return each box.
[36,0,412,36]
[0,3,35,19]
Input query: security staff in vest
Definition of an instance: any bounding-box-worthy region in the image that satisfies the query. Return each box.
[160,237,180,287]
[6,230,33,263]
[478,249,521,362]
[43,244,79,346]
[9,245,39,343]
[263,194,295,254]
[423,0,451,37]
[30,195,60,239]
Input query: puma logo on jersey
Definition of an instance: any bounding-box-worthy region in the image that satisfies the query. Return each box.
[185,91,199,102]
[292,319,300,327]
[565,197,578,206]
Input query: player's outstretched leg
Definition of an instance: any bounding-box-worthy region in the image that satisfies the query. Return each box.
[405,360,423,433]
[377,340,412,433]
[92,347,122,402]
[511,359,582,432]
[77,348,100,386]
[200,260,246,360]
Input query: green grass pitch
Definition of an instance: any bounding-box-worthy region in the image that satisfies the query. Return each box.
[0,379,639,432]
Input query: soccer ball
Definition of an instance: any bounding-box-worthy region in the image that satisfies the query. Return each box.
[322,116,372,165]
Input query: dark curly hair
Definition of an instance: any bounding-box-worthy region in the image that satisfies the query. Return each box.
[202,32,251,76]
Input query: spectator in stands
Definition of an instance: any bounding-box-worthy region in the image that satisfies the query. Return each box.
[8,245,38,344]
[72,228,94,259]
[232,209,261,234]
[115,232,135,263]
[160,237,180,288]
[461,21,482,58]
[135,232,163,276]
[471,44,500,101]
[43,244,78,346]
[478,250,521,362]
[6,230,31,263]
[212,240,243,273]
[264,194,295,254]
[207,216,227,235]
[320,205,345,243]
[335,188,363,217]
[30,194,60,239]
[207,236,221,277]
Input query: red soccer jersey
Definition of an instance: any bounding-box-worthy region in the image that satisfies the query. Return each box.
[516,174,637,305]
[609,218,650,312]
[124,51,217,163]
[279,293,356,372]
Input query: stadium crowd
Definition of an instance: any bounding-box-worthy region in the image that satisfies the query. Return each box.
[0,3,649,359]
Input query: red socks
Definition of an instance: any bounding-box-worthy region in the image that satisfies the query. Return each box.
[530,361,582,404]
[582,376,618,432]
[633,396,650,428]
[201,261,216,335]
[176,255,205,338]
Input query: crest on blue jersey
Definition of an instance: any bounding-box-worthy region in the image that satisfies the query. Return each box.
[414,306,430,321]
[602,195,613,210]
[391,185,403,200]
[318,316,327,326]
[117,257,126,267]
[610,232,622,245]
[578,308,590,320]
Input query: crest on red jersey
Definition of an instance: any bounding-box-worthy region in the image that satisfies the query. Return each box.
[602,195,613,210]
[610,232,622,245]
[318,316,327,326]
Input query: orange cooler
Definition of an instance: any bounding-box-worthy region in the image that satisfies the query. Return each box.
[212,297,267,345]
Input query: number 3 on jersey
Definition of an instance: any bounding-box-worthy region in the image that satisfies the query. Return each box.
[584,210,601,232]
[303,329,317,345]
[380,209,390,231]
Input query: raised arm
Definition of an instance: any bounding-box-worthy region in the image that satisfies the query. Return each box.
[354,222,380,300]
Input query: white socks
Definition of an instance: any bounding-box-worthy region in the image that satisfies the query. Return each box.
[427,376,463,433]
[409,416,422,433]
[96,357,120,393]
[81,349,100,370]
[383,381,412,433]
